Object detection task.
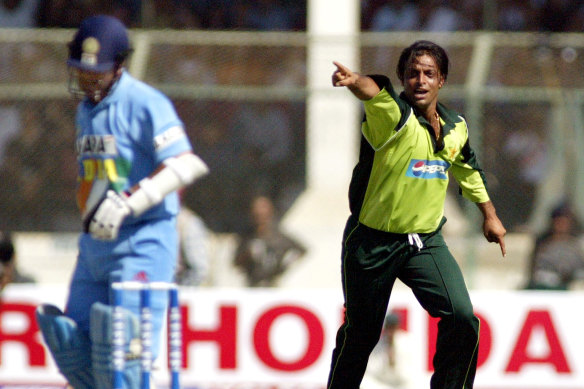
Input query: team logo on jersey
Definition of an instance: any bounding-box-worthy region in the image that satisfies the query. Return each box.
[406,159,450,180]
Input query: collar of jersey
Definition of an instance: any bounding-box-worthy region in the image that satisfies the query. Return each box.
[398,91,460,138]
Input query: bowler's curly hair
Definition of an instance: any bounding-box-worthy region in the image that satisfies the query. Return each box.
[397,40,449,83]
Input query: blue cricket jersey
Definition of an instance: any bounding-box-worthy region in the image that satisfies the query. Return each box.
[75,71,193,229]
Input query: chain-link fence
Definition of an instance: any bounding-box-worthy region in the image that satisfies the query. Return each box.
[0,29,307,234]
[0,29,583,236]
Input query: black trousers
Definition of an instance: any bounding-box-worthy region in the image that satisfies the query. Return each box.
[327,215,480,389]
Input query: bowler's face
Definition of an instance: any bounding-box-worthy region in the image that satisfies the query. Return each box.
[401,54,444,112]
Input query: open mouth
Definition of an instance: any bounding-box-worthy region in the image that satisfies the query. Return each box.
[414,89,429,99]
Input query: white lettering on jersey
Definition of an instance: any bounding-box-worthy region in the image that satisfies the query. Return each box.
[76,135,118,156]
[154,126,186,151]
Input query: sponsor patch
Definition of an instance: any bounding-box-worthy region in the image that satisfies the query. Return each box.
[406,159,450,180]
[76,134,117,156]
[154,126,186,151]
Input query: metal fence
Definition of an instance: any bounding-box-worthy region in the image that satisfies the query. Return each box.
[0,28,583,235]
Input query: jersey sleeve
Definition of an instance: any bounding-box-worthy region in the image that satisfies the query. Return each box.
[126,82,192,165]
[361,75,411,150]
[450,139,490,203]
[149,96,192,164]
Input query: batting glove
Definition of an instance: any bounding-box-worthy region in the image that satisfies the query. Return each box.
[88,190,132,241]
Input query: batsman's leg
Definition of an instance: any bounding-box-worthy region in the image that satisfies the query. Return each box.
[35,304,95,389]
[90,302,141,389]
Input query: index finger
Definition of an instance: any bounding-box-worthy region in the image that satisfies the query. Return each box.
[498,236,506,258]
[332,61,351,74]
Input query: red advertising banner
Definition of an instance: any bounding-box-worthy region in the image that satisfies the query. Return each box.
[0,285,583,389]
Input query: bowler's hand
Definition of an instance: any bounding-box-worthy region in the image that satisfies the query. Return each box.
[477,201,507,257]
[483,216,507,257]
[332,61,359,87]
[332,61,380,100]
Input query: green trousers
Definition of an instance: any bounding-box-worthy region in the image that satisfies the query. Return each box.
[327,215,480,389]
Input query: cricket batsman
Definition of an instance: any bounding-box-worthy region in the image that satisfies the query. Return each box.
[35,15,208,388]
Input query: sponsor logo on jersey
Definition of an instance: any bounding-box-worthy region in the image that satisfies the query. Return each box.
[154,126,186,151]
[406,159,450,180]
[76,134,117,156]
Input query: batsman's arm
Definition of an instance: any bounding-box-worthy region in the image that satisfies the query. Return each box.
[86,152,208,241]
[125,151,209,216]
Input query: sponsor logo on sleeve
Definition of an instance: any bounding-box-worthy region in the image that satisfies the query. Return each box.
[154,126,186,151]
[406,159,450,180]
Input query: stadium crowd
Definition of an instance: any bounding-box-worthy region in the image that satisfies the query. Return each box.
[0,0,583,32]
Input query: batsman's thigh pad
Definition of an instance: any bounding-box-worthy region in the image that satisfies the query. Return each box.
[35,304,95,389]
[90,302,141,389]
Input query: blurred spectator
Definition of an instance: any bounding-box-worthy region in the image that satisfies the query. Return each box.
[536,0,581,32]
[565,4,584,31]
[0,105,21,166]
[142,0,306,31]
[35,0,88,28]
[146,0,201,29]
[267,48,306,87]
[37,0,139,28]
[234,195,306,287]
[242,0,294,30]
[232,103,295,203]
[497,0,533,31]
[361,0,584,32]
[93,0,142,27]
[501,123,547,231]
[0,231,35,293]
[0,0,41,90]
[0,0,39,27]
[0,101,77,231]
[361,0,384,30]
[457,0,482,31]
[179,101,253,234]
[361,311,417,389]
[418,0,466,32]
[368,0,419,32]
[184,0,218,29]
[175,192,210,286]
[26,0,584,32]
[525,203,584,290]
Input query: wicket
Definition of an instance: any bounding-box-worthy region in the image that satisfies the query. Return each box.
[112,281,182,389]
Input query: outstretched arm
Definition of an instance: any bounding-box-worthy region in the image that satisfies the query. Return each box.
[477,200,507,257]
[332,61,380,100]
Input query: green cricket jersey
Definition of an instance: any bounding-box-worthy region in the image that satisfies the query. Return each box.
[348,75,490,234]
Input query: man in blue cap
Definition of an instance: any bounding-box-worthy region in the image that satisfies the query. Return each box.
[35,15,208,389]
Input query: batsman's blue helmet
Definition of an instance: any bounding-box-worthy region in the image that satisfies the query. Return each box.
[68,15,131,72]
